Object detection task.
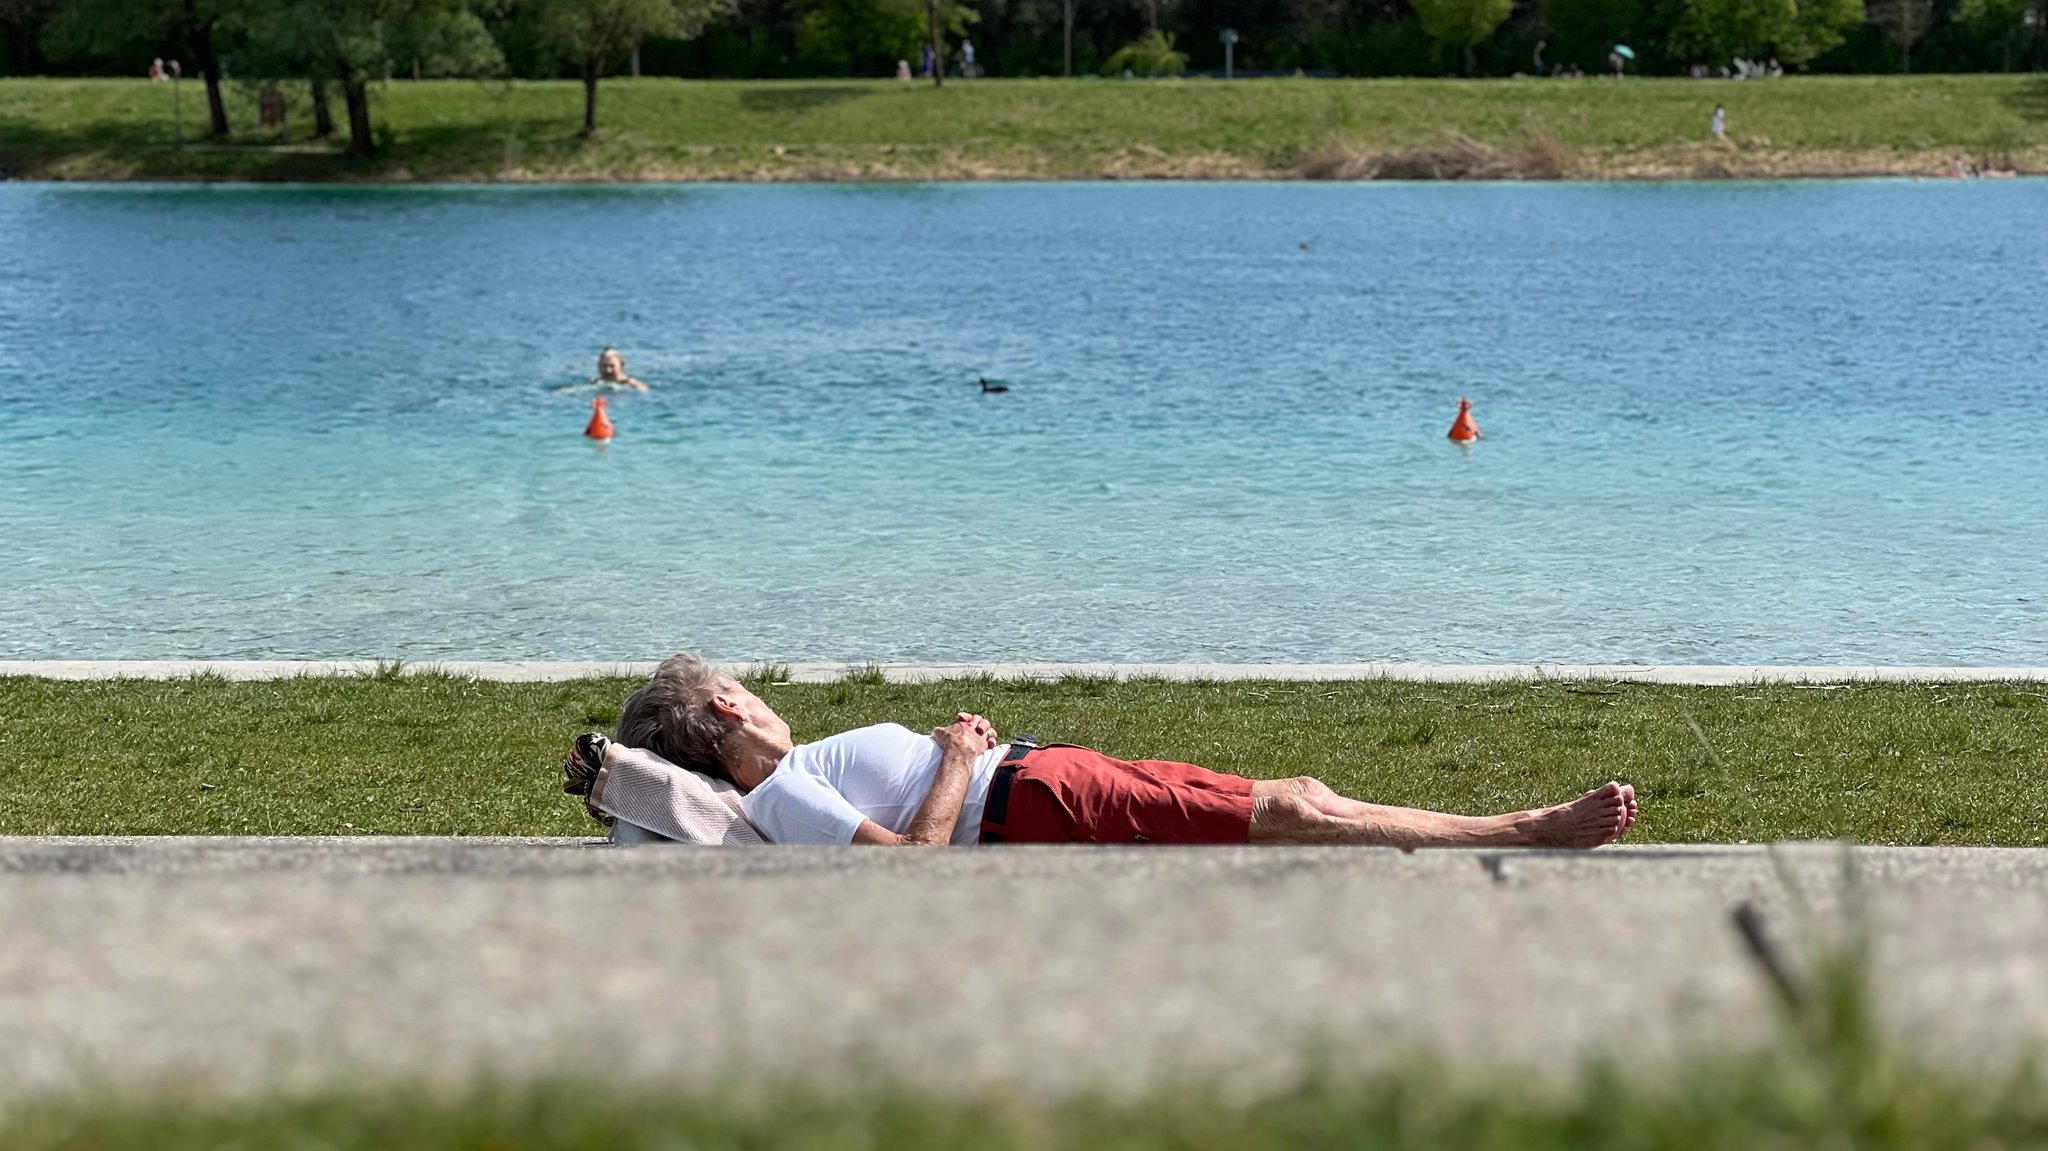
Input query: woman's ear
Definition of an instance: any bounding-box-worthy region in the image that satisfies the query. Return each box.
[708,692,743,722]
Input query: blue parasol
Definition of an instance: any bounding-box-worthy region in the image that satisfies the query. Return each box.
[1613,44,1636,58]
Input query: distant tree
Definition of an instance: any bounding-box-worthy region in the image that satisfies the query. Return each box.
[1775,0,1862,65]
[44,0,247,137]
[1409,0,1512,73]
[0,0,55,74]
[1866,0,1933,68]
[905,0,974,84]
[1671,0,1859,63]
[218,0,347,136]
[1102,27,1184,71]
[794,0,922,74]
[534,0,732,134]
[1673,0,1789,61]
[1957,0,2031,68]
[1543,0,1664,74]
[877,0,972,85]
[241,0,502,156]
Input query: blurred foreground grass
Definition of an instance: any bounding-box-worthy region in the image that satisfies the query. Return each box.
[1,671,2044,841]
[3,1056,2045,1150]
[3,75,2045,181]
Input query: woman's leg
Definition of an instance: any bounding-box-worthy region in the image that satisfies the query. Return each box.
[1247,777,1635,849]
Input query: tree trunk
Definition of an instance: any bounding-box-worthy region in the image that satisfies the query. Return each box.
[343,78,375,157]
[1,7,49,75]
[311,77,335,138]
[582,56,601,135]
[928,0,944,87]
[187,20,231,138]
[1464,43,1474,75]
[1063,0,1073,75]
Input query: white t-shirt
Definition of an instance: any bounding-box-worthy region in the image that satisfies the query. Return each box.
[740,724,1008,845]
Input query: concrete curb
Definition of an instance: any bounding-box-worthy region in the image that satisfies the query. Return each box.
[4,660,2048,684]
[7,839,2048,1098]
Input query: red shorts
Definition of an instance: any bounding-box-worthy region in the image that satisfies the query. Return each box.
[978,744,1255,845]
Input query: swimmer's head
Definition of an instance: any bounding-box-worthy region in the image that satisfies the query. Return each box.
[597,347,625,379]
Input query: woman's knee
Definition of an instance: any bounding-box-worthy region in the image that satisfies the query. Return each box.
[1294,775,1336,802]
[1252,792,1324,827]
[1249,793,1342,843]
[1252,775,1333,801]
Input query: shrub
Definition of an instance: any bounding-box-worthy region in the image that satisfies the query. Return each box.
[1104,29,1188,75]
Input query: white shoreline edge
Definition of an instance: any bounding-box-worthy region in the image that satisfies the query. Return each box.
[4,661,2047,685]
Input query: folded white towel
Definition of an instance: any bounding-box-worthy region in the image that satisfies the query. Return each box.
[588,743,768,845]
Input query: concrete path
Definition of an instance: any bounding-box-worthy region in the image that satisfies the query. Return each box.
[4,661,2047,683]
[3,839,2046,1101]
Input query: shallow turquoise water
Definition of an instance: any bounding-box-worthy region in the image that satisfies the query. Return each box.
[1,181,2043,663]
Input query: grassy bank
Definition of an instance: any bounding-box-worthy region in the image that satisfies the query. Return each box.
[3,75,2044,182]
[2,672,2044,841]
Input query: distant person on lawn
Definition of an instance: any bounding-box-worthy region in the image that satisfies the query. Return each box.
[1710,104,1726,141]
[585,653,1638,848]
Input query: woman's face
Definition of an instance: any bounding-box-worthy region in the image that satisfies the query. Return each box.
[598,351,624,379]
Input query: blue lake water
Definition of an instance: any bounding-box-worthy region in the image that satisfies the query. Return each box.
[1,181,2044,664]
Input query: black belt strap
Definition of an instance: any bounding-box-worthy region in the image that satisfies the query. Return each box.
[980,735,1039,842]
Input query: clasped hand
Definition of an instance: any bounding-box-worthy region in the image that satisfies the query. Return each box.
[931,711,999,754]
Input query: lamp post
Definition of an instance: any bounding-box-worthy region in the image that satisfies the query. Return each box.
[1063,0,1074,77]
[170,58,183,144]
[1219,28,1238,79]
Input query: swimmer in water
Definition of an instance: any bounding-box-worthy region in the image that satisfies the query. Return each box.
[559,347,648,393]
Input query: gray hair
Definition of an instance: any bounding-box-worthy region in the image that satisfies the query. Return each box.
[614,653,736,781]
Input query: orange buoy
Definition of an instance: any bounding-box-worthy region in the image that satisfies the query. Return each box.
[1447,397,1480,443]
[584,395,614,440]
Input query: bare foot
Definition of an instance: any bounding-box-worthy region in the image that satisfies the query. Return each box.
[1523,781,1632,848]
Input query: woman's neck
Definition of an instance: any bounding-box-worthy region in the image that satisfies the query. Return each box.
[728,739,790,792]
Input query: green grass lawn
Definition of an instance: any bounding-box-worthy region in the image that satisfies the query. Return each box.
[3,671,2044,842]
[2,75,2044,181]
[4,670,2046,1146]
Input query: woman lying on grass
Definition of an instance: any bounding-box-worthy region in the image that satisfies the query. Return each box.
[570,653,1637,848]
